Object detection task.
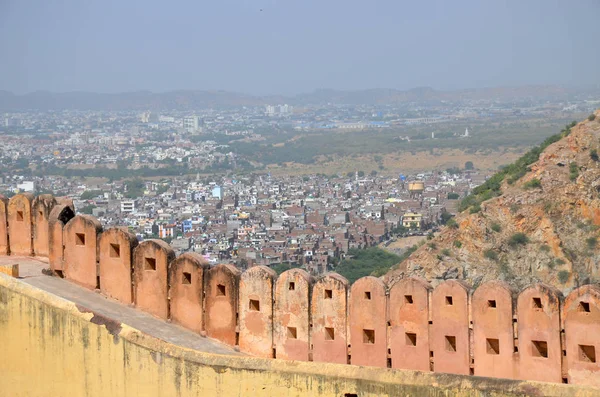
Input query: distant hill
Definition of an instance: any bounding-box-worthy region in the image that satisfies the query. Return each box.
[385,110,600,293]
[1,85,598,111]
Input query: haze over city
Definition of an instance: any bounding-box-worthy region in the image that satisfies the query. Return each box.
[3,1,600,395]
[1,0,600,95]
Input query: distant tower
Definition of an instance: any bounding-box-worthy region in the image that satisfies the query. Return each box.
[432,131,435,139]
[464,127,469,137]
[355,171,358,182]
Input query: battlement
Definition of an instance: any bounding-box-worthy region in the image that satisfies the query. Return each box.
[1,193,600,388]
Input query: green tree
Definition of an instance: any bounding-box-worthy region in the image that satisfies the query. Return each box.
[80,190,102,200]
[80,204,97,214]
[465,161,474,170]
[335,247,401,284]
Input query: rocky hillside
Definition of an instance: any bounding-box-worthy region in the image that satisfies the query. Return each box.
[385,110,600,293]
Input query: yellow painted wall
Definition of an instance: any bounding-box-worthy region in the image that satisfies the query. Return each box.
[0,274,598,397]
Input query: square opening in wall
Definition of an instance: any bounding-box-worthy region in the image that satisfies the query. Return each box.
[578,301,591,313]
[364,291,371,300]
[579,345,596,363]
[404,295,413,304]
[324,289,333,299]
[287,327,297,339]
[325,327,335,341]
[182,272,191,285]
[486,338,500,355]
[532,340,548,358]
[445,335,457,352]
[445,296,453,305]
[109,243,120,258]
[217,284,226,296]
[144,257,156,271]
[249,299,260,311]
[533,297,543,310]
[405,332,417,346]
[488,300,497,308]
[75,233,86,246]
[363,329,375,344]
[288,282,295,290]
[16,211,23,221]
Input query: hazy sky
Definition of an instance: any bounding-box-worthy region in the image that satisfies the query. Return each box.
[1,0,599,95]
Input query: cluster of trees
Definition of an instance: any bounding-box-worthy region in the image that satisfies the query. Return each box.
[334,247,402,283]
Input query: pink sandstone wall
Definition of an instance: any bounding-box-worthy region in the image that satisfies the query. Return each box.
[32,194,57,257]
[48,204,75,274]
[311,273,348,364]
[133,239,175,320]
[99,227,138,304]
[0,196,8,255]
[7,193,34,256]
[205,264,241,346]
[63,215,102,289]
[389,277,431,371]
[431,280,471,375]
[273,268,313,360]
[4,194,600,387]
[239,265,277,358]
[472,281,516,379]
[516,284,563,383]
[349,276,387,367]
[564,285,600,387]
[168,253,209,334]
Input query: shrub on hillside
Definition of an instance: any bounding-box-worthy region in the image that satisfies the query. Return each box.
[591,149,599,162]
[446,218,459,229]
[509,232,529,247]
[589,114,596,122]
[570,162,579,181]
[469,204,481,214]
[491,223,502,233]
[558,270,570,284]
[523,178,542,190]
[484,249,499,261]
[586,237,597,250]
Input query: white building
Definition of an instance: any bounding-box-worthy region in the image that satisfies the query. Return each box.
[17,181,35,192]
[183,116,201,133]
[121,200,135,213]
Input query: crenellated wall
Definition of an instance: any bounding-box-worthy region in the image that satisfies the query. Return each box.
[2,194,600,388]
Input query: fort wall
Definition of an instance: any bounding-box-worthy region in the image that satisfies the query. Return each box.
[4,274,597,397]
[2,194,600,388]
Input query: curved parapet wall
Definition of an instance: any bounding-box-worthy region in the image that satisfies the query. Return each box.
[168,252,209,334]
[8,193,34,256]
[64,215,103,289]
[2,194,600,388]
[133,239,175,320]
[4,275,598,397]
[48,203,75,273]
[99,227,138,304]
[32,194,57,257]
[0,195,8,255]
[311,272,348,364]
